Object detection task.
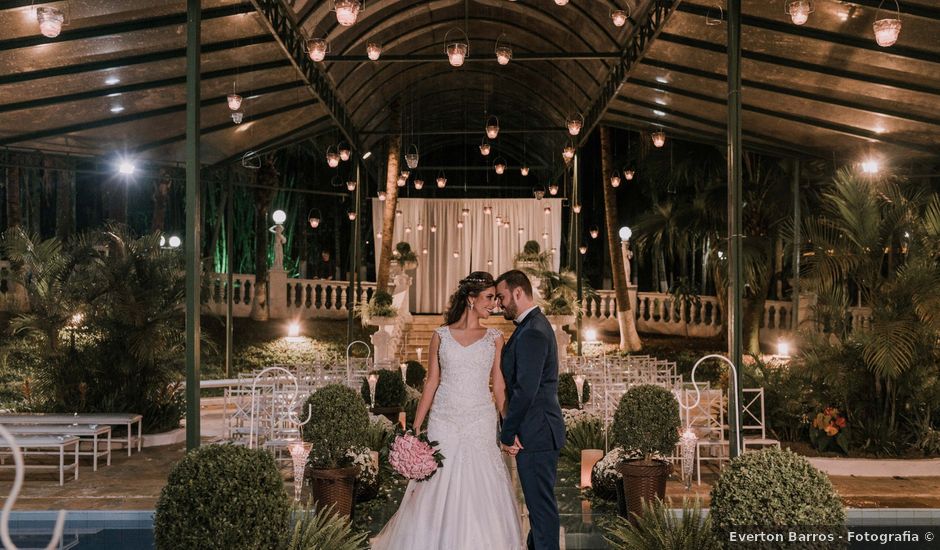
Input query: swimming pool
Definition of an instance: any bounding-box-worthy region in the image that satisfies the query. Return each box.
[6,511,154,550]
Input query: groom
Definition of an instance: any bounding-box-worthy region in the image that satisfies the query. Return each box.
[495,270,566,550]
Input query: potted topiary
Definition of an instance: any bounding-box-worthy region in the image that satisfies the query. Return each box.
[360,369,407,422]
[154,445,289,550]
[405,360,426,392]
[302,384,370,516]
[558,372,591,409]
[610,384,681,520]
[392,242,418,270]
[710,447,845,547]
[356,290,397,326]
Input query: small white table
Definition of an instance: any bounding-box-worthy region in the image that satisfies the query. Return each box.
[0,435,80,485]
[0,413,142,456]
[3,424,112,470]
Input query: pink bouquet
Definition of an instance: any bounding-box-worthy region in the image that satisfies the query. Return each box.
[388,429,445,482]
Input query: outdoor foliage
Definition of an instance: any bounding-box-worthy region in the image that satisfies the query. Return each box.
[154,445,289,550]
[605,498,720,550]
[284,504,369,550]
[405,360,426,391]
[560,409,605,463]
[591,447,642,501]
[710,448,845,547]
[557,372,591,408]
[302,384,369,469]
[355,290,397,323]
[610,384,681,462]
[360,369,407,408]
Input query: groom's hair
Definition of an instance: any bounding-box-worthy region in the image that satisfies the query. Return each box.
[496,270,533,298]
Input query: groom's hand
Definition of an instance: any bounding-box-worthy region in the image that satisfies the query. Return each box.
[500,436,524,456]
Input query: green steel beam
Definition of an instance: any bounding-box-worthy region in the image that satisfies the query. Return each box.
[323,52,621,62]
[0,34,275,86]
[846,0,940,21]
[727,0,744,459]
[0,3,254,51]
[250,0,363,153]
[0,59,291,114]
[656,32,940,99]
[640,58,940,130]
[622,79,940,156]
[792,158,801,331]
[579,0,683,147]
[184,0,202,452]
[574,153,583,357]
[208,115,333,168]
[677,3,940,64]
[0,80,304,147]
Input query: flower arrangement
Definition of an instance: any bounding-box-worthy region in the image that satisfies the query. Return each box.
[562,408,601,429]
[354,290,397,324]
[346,445,380,501]
[809,406,849,454]
[388,428,444,482]
[590,446,642,501]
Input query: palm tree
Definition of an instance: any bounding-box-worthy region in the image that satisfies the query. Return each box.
[250,157,277,320]
[376,101,402,293]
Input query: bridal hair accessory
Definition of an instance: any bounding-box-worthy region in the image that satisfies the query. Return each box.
[388,427,445,482]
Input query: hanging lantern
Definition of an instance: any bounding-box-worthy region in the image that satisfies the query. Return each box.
[307,38,329,62]
[579,244,588,255]
[308,209,322,229]
[227,92,243,111]
[533,188,545,200]
[437,176,447,188]
[503,220,510,229]
[623,169,635,181]
[495,215,502,225]
[462,208,470,217]
[346,180,357,191]
[401,169,411,179]
[562,144,576,162]
[404,226,411,234]
[873,1,902,47]
[404,144,419,169]
[485,115,500,139]
[785,1,814,26]
[521,166,530,176]
[36,7,64,38]
[444,28,469,67]
[366,42,382,61]
[590,226,599,239]
[494,158,507,175]
[495,33,512,65]
[413,179,425,190]
[544,206,552,215]
[396,209,402,218]
[610,172,621,188]
[572,204,582,214]
[555,0,569,5]
[348,211,357,221]
[611,9,628,27]
[417,221,424,231]
[549,182,559,195]
[231,112,244,124]
[651,130,666,148]
[518,227,525,235]
[480,140,491,156]
[483,205,492,215]
[378,190,387,201]
[397,176,406,187]
[326,146,340,167]
[453,251,460,258]
[541,232,549,241]
[334,0,362,26]
[431,224,438,233]
[338,143,351,161]
[457,220,464,229]
[566,113,584,136]
[422,248,428,255]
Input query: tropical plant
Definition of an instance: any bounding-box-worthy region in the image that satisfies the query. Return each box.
[360,369,407,408]
[354,290,397,323]
[604,497,720,550]
[610,384,681,462]
[809,407,850,454]
[302,384,369,469]
[560,411,605,463]
[154,445,289,550]
[514,240,551,268]
[710,448,845,545]
[393,241,417,264]
[283,504,369,550]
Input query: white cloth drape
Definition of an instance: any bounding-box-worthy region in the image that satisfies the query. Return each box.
[372,198,562,313]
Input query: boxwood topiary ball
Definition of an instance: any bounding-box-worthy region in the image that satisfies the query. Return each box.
[303,384,369,469]
[557,372,590,408]
[154,445,289,550]
[609,384,680,460]
[405,360,426,391]
[710,447,845,546]
[360,369,407,408]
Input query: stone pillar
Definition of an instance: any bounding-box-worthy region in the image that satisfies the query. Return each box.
[547,315,575,370]
[267,268,288,319]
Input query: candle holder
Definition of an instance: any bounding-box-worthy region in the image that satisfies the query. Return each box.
[580,449,604,488]
[288,440,312,502]
[679,428,698,491]
[416,348,423,363]
[367,374,378,409]
[399,362,407,384]
[574,374,586,409]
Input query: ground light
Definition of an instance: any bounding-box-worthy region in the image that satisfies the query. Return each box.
[777,340,791,358]
[584,328,598,343]
[287,322,301,338]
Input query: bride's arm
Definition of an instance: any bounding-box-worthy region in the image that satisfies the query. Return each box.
[412,332,441,432]
[490,335,507,418]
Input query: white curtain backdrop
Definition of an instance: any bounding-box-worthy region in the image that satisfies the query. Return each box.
[372,198,563,313]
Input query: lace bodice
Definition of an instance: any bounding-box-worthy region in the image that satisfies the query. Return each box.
[432,326,500,417]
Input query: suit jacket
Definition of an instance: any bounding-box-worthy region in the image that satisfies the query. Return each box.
[499,308,566,452]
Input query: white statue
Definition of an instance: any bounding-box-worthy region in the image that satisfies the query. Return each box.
[269,223,286,271]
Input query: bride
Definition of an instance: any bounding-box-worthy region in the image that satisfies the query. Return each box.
[371,272,524,550]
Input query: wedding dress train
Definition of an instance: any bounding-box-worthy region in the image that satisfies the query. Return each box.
[371,327,524,550]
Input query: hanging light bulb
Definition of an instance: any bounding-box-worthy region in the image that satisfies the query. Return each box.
[786,1,814,26]
[623,169,635,181]
[231,112,244,124]
[36,7,64,38]
[610,172,621,188]
[521,166,530,176]
[227,92,243,111]
[437,176,447,188]
[334,0,362,26]
[338,144,351,161]
[307,39,328,62]
[445,29,469,67]
[346,180,357,191]
[590,226,599,239]
[873,1,902,47]
[572,204,582,214]
[367,42,382,61]
[611,9,628,27]
[378,190,387,201]
[348,211,357,221]
[549,182,559,196]
[566,114,583,136]
[494,158,507,175]
[413,179,424,190]
[485,116,500,139]
[651,130,666,148]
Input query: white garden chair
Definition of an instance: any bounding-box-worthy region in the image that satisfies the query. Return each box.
[741,388,780,451]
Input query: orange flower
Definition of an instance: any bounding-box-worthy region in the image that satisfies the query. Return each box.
[825,425,839,437]
[835,416,847,429]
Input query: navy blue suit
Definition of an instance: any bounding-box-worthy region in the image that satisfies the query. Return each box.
[500,308,565,550]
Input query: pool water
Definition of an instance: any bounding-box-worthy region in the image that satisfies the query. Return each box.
[12,529,154,549]
[7,511,154,550]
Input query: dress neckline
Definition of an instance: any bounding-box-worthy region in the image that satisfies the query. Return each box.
[446,326,490,349]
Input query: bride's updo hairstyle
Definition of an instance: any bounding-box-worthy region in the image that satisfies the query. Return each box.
[443,271,495,326]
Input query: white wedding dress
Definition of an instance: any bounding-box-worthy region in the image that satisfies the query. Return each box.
[371,327,524,550]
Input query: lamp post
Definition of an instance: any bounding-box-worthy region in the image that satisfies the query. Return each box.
[618,226,633,286]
